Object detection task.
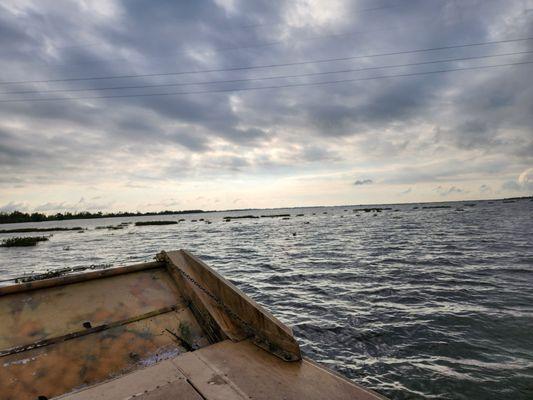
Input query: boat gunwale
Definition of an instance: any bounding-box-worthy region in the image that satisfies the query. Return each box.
[0,260,163,296]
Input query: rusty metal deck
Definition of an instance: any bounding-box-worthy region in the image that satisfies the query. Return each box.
[0,250,386,400]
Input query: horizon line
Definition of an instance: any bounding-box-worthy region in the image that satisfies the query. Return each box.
[1,195,531,219]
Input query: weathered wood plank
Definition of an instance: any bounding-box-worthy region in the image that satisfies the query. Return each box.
[59,339,386,400]
[160,249,301,361]
[173,339,387,400]
[57,358,203,400]
[173,351,250,400]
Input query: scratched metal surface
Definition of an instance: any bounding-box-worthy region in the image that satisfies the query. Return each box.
[0,269,210,400]
[0,269,180,348]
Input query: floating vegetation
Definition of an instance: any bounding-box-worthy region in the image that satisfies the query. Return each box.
[282,217,290,220]
[353,208,391,212]
[422,205,452,209]
[1,236,49,247]
[96,224,125,230]
[13,263,113,283]
[0,227,84,234]
[224,215,259,220]
[296,214,304,217]
[260,214,290,218]
[135,221,178,226]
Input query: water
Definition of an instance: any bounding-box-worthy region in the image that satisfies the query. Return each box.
[1,199,532,399]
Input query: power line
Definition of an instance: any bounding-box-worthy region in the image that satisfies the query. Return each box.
[1,60,531,103]
[2,50,531,96]
[1,37,532,86]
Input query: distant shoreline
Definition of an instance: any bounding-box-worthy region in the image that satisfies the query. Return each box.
[0,196,531,225]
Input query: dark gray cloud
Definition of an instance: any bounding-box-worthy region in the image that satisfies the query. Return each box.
[0,0,531,208]
[354,179,373,186]
[0,129,35,166]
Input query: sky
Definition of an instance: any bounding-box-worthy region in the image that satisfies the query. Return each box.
[0,0,532,213]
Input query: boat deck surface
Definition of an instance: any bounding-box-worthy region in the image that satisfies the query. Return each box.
[60,339,384,400]
[0,250,386,399]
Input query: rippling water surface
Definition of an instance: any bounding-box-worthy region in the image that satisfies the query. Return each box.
[1,199,532,399]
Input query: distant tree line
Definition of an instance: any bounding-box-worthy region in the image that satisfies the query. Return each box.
[0,210,205,224]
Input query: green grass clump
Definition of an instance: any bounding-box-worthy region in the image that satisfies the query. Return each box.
[135,221,178,226]
[1,236,49,247]
[96,224,125,230]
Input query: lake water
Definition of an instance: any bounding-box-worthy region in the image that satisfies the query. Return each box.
[1,199,532,399]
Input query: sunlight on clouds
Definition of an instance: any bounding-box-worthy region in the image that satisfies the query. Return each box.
[213,0,238,16]
[518,167,533,188]
[285,0,347,28]
[79,0,120,19]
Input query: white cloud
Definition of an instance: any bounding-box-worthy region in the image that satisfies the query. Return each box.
[0,0,531,210]
[518,167,533,190]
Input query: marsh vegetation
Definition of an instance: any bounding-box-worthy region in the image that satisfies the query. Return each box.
[1,236,50,247]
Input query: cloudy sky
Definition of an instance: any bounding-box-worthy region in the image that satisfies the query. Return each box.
[0,0,532,213]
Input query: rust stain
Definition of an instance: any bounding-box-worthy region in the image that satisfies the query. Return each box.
[0,265,211,400]
[18,320,47,340]
[0,269,180,350]
[0,312,189,400]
